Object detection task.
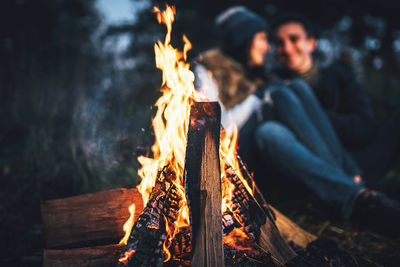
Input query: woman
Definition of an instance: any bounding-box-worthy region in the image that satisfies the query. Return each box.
[193,6,400,233]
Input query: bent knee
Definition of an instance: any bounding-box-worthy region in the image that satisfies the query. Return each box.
[289,78,310,89]
[270,87,300,106]
[255,121,296,147]
[288,78,316,98]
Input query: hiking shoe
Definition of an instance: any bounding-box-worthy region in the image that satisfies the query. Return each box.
[351,189,400,237]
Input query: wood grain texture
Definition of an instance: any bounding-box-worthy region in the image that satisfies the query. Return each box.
[43,244,123,267]
[258,216,297,265]
[191,130,224,267]
[185,101,224,267]
[269,205,316,249]
[41,188,143,248]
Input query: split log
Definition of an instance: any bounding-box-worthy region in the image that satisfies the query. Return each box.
[43,244,122,267]
[223,161,297,264]
[41,188,143,248]
[184,101,224,266]
[269,205,316,249]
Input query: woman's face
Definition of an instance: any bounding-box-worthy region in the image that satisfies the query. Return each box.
[248,31,270,67]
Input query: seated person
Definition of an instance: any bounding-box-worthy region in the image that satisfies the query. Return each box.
[272,13,400,188]
[193,6,400,235]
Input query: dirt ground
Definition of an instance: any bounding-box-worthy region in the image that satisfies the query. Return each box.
[265,178,400,267]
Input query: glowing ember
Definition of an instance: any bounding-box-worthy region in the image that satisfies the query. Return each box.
[119,204,136,245]
[119,250,136,264]
[223,227,259,258]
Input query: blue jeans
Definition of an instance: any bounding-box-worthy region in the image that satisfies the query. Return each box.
[254,79,364,219]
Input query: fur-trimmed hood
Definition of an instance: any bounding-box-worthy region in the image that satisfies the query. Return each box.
[195,49,269,109]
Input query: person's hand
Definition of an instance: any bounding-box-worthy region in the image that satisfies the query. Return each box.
[353,175,362,184]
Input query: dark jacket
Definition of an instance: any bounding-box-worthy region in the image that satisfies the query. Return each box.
[275,62,376,149]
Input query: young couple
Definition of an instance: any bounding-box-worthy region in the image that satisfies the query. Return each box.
[193,6,400,235]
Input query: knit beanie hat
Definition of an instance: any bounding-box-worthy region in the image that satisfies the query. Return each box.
[215,6,268,53]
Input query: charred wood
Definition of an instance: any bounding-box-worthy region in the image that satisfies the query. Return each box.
[118,180,168,267]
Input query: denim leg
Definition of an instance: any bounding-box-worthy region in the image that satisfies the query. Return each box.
[255,121,363,219]
[287,78,361,177]
[269,87,342,170]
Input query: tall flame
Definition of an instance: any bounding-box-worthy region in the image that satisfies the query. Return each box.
[123,4,257,262]
[137,5,203,207]
[135,4,204,259]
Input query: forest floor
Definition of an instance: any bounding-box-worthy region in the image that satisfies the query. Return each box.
[266,172,400,266]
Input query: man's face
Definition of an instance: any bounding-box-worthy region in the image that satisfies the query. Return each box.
[274,22,316,74]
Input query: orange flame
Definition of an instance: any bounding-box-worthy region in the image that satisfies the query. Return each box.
[118,249,136,264]
[223,227,259,257]
[119,204,136,245]
[162,215,172,262]
[220,124,255,217]
[136,4,204,260]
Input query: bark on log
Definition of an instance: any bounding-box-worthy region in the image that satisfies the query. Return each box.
[43,244,123,267]
[42,190,315,266]
[41,188,143,248]
[185,101,224,267]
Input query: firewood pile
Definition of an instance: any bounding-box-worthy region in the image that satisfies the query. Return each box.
[41,102,314,266]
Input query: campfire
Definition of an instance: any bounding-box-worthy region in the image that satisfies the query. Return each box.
[40,5,318,267]
[40,6,377,267]
[116,5,296,266]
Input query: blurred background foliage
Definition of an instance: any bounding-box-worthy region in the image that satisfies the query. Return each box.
[0,0,399,265]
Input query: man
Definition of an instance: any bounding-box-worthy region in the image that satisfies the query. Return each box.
[272,14,400,188]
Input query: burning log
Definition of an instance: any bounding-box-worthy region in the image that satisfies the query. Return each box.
[184,101,224,266]
[117,169,193,266]
[236,155,316,249]
[41,188,143,248]
[41,189,314,266]
[117,180,168,266]
[223,160,297,264]
[43,244,122,267]
[117,100,296,266]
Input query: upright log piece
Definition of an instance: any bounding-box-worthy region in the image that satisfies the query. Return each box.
[185,101,224,267]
